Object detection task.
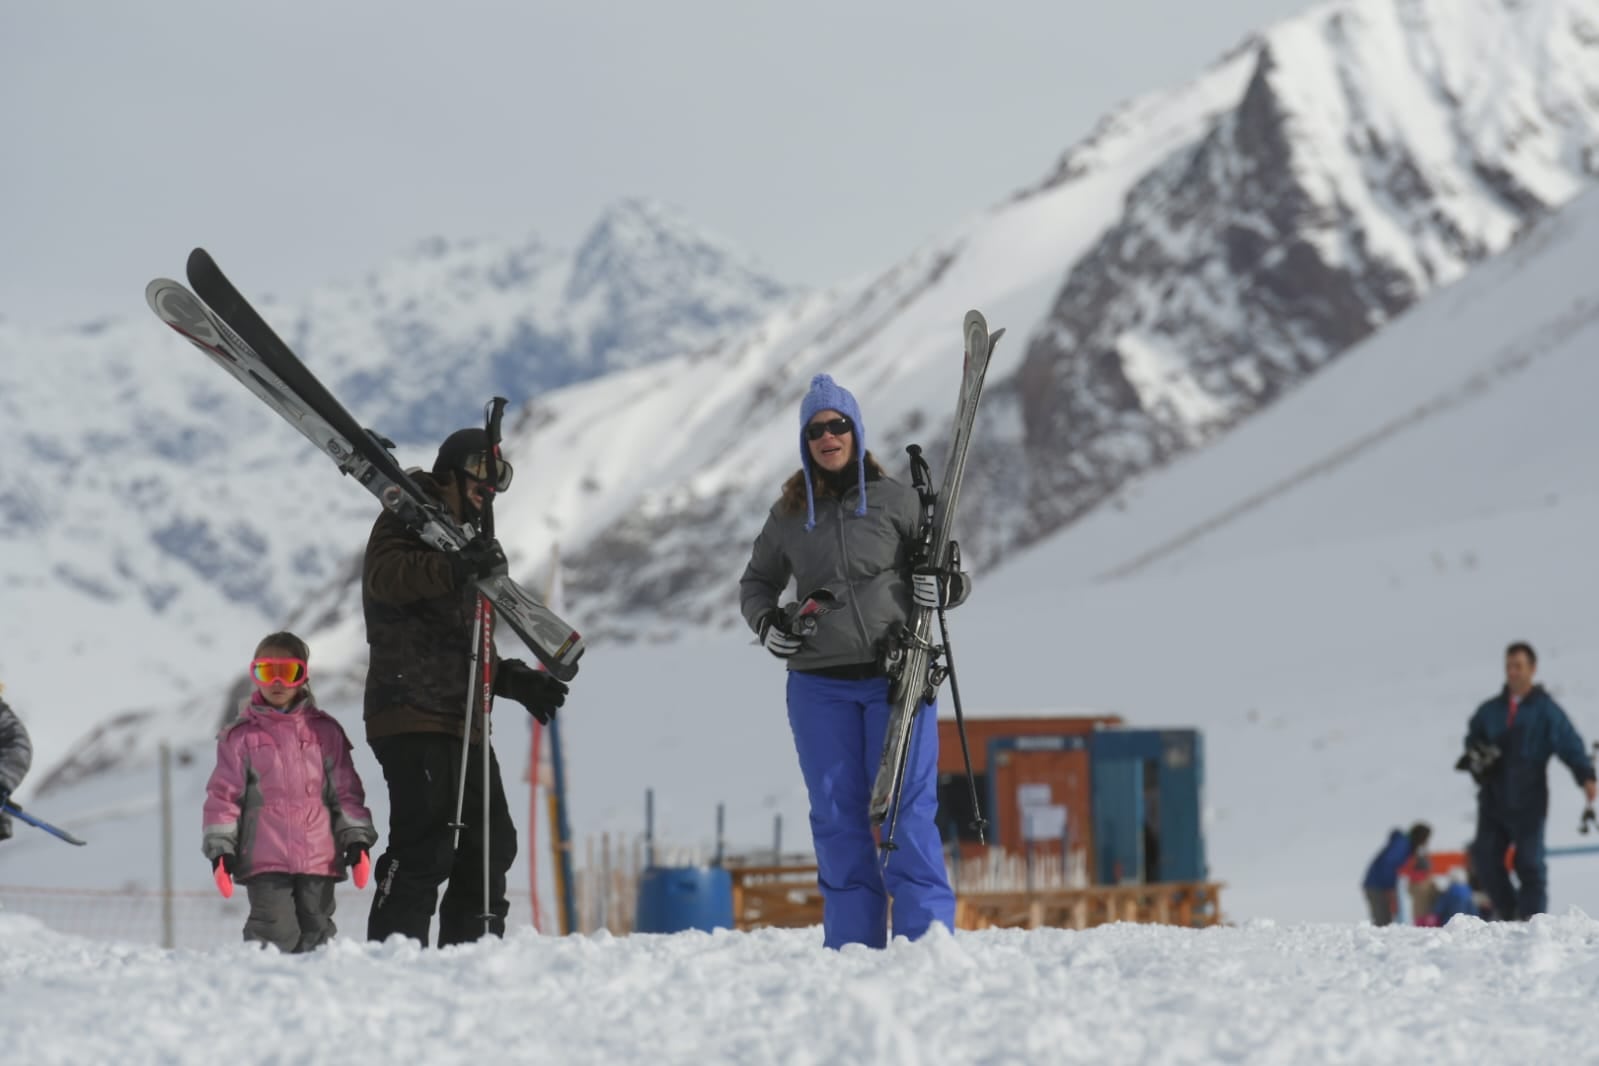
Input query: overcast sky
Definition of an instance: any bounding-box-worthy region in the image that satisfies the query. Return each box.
[1,0,1312,328]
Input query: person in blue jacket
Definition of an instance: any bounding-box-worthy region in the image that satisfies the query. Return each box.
[1461,641,1596,920]
[739,374,970,949]
[1431,870,1480,924]
[1362,822,1431,925]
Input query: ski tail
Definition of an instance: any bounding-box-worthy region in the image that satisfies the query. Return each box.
[184,249,429,500]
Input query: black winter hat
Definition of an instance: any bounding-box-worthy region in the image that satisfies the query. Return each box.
[433,428,490,476]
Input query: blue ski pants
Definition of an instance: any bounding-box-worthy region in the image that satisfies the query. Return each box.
[786,671,955,948]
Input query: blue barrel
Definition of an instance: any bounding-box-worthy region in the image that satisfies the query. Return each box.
[634,865,734,933]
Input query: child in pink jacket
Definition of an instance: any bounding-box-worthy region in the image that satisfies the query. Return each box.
[202,631,377,952]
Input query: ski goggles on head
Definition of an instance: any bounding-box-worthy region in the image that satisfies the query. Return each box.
[805,417,854,441]
[458,452,514,493]
[250,658,308,686]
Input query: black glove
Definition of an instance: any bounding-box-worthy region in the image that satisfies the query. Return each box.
[494,659,568,724]
[447,538,508,587]
[212,852,237,876]
[344,843,367,869]
[910,565,972,610]
[757,609,803,658]
[0,787,10,810]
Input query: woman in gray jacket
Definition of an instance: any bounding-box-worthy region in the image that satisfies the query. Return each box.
[740,373,962,949]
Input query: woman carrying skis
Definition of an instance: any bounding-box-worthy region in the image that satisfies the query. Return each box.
[202,631,377,953]
[739,373,971,949]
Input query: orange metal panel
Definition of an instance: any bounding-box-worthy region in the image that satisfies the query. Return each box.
[991,747,1095,879]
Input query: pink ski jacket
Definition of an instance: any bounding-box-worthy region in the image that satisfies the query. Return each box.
[201,693,376,880]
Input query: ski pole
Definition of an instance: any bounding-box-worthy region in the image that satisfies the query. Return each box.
[478,598,496,935]
[477,397,507,936]
[450,602,485,850]
[1,801,87,846]
[934,549,986,844]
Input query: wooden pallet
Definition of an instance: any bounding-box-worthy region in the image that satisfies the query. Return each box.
[955,882,1225,931]
[728,863,1223,932]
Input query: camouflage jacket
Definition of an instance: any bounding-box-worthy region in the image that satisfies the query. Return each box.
[0,698,33,841]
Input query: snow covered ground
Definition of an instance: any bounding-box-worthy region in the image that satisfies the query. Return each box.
[8,910,1599,1065]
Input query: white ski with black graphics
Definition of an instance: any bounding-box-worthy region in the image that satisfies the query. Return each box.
[869,310,1002,829]
[144,250,584,681]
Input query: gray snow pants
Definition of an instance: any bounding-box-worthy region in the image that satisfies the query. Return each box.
[243,873,338,953]
[1364,887,1397,927]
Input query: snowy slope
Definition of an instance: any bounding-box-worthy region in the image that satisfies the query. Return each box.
[10,913,1599,1066]
[12,186,1599,933]
[0,200,792,776]
[528,0,1599,630]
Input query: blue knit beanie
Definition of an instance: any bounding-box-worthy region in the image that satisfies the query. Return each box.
[799,373,867,531]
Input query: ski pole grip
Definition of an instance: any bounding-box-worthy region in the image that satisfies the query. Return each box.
[214,864,234,899]
[353,850,371,889]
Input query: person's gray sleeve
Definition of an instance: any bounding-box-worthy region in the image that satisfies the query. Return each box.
[739,509,790,632]
[0,700,33,795]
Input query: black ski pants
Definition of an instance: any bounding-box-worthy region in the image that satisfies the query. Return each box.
[366,732,518,947]
[1470,803,1546,920]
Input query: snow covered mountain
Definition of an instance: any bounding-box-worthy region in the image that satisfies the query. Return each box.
[9,0,1599,791]
[536,0,1599,626]
[0,200,793,778]
[15,183,1599,931]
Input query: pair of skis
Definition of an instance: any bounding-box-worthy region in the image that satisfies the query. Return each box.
[145,250,584,681]
[870,311,1003,843]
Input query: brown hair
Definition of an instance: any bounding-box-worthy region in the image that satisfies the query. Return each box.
[253,630,314,704]
[1506,641,1537,665]
[777,449,888,517]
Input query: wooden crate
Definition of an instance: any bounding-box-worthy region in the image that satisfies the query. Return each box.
[727,864,825,931]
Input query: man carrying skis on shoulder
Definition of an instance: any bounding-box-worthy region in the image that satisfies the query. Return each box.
[362,428,567,946]
[0,684,34,842]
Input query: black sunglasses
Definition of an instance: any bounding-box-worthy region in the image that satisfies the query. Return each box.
[804,417,854,441]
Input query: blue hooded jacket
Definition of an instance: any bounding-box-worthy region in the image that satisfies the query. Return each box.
[1466,685,1594,817]
[1362,830,1413,890]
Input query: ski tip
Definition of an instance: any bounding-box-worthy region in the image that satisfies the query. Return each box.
[145,279,223,347]
[988,326,1006,353]
[963,309,987,334]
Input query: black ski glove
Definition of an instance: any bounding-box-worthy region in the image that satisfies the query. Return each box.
[911,565,972,610]
[212,852,237,876]
[495,659,568,724]
[757,609,803,659]
[447,538,508,588]
[0,786,10,810]
[343,843,367,869]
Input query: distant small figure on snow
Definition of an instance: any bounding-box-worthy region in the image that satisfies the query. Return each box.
[1362,821,1431,926]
